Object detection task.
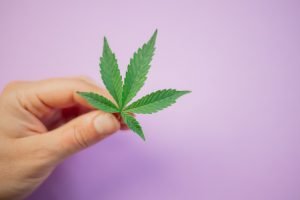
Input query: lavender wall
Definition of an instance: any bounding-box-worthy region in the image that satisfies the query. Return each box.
[1,0,300,199]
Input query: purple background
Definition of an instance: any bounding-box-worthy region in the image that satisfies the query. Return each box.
[1,0,300,199]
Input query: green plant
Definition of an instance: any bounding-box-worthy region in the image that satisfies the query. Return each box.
[77,30,190,140]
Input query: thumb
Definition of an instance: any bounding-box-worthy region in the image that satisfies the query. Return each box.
[48,110,120,159]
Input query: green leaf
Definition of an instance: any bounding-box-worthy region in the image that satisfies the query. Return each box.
[124,89,190,114]
[78,30,192,141]
[77,92,119,113]
[122,30,157,108]
[100,37,123,107]
[121,112,145,140]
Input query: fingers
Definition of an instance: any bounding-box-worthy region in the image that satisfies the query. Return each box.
[113,113,129,130]
[32,77,113,108]
[34,110,120,161]
[54,110,120,158]
[18,77,115,119]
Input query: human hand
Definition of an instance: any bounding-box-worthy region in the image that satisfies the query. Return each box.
[0,77,122,200]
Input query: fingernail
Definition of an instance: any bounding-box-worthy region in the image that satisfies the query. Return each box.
[93,114,119,135]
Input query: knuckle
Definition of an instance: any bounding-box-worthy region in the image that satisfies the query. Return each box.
[5,81,24,88]
[72,126,90,149]
[2,82,19,93]
[2,81,29,94]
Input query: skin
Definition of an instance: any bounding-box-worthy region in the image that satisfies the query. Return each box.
[0,77,127,200]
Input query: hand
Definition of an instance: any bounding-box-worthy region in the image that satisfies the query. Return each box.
[0,77,122,200]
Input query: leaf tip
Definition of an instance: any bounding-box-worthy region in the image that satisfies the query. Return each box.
[141,137,146,141]
[182,90,192,94]
[151,29,158,42]
[139,132,146,141]
[103,37,110,48]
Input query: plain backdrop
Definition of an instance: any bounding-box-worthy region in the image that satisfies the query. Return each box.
[0,0,300,199]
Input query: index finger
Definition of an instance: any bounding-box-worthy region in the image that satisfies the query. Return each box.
[25,77,114,110]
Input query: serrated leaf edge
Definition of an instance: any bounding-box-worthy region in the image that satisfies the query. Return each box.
[121,112,145,140]
[123,89,191,114]
[77,91,119,113]
[100,37,123,107]
[121,30,158,108]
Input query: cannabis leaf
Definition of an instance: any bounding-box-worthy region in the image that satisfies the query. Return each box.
[100,37,123,107]
[76,92,119,113]
[124,89,191,114]
[122,30,157,108]
[121,112,145,140]
[77,30,190,141]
